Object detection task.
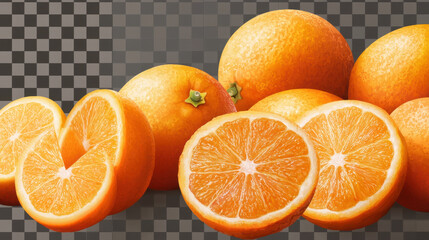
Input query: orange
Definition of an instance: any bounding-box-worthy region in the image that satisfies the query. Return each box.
[0,97,65,206]
[178,112,318,239]
[250,89,342,122]
[349,24,429,113]
[296,100,407,230]
[15,130,116,232]
[59,89,154,214]
[218,10,354,111]
[120,64,236,190]
[391,98,429,212]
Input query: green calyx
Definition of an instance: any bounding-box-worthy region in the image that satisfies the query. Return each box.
[185,90,207,108]
[227,82,242,104]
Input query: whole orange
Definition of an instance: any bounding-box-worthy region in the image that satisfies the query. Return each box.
[391,98,429,212]
[218,10,354,111]
[349,24,429,113]
[249,89,341,122]
[120,65,236,190]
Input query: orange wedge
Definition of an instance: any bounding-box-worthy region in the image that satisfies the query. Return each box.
[296,100,407,230]
[59,89,155,214]
[178,112,319,239]
[0,97,65,206]
[15,131,116,232]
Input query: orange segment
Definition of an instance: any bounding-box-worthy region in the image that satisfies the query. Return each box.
[179,112,318,239]
[0,97,65,206]
[256,155,311,185]
[61,95,119,168]
[15,131,116,232]
[215,118,250,161]
[59,89,155,214]
[297,100,407,230]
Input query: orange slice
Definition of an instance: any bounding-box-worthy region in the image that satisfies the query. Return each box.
[59,89,155,214]
[178,112,318,239]
[296,100,407,230]
[15,131,116,232]
[0,97,65,206]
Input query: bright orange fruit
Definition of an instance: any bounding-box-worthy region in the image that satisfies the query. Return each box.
[391,98,429,212]
[15,131,116,232]
[0,97,65,206]
[219,10,354,110]
[349,24,429,113]
[297,100,407,230]
[59,89,155,214]
[120,64,236,190]
[250,89,342,122]
[179,112,318,239]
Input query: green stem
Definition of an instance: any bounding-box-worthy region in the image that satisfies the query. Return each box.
[227,82,242,104]
[185,90,207,108]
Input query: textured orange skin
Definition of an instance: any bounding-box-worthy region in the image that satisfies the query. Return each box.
[59,90,155,215]
[349,24,429,113]
[391,98,429,212]
[111,94,155,214]
[250,89,342,122]
[218,10,354,111]
[120,65,236,190]
[0,179,19,206]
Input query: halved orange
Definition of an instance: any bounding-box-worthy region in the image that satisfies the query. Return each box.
[59,89,155,214]
[0,97,65,206]
[296,100,407,230]
[178,112,318,239]
[15,131,116,232]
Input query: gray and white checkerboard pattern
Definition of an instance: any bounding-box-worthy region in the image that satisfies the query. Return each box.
[1,0,429,239]
[0,1,113,113]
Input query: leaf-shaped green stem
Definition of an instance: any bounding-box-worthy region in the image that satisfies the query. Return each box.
[185,90,207,107]
[227,82,242,104]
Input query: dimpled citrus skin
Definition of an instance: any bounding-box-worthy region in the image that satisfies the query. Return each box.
[120,65,236,190]
[349,24,429,113]
[218,10,354,111]
[391,98,429,212]
[250,89,342,122]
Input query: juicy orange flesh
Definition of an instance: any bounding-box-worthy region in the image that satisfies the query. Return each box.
[0,102,55,175]
[61,96,119,168]
[22,131,108,216]
[189,118,310,219]
[302,106,393,211]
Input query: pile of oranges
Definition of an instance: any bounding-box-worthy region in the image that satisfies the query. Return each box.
[0,9,428,239]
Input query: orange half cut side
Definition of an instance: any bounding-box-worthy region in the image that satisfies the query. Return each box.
[0,97,65,206]
[15,131,116,232]
[179,111,318,239]
[59,89,155,214]
[297,100,407,230]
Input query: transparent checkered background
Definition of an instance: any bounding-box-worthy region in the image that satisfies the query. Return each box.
[0,0,429,239]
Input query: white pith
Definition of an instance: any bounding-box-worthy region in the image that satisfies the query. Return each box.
[9,132,21,141]
[329,153,346,167]
[239,159,257,175]
[57,167,72,179]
